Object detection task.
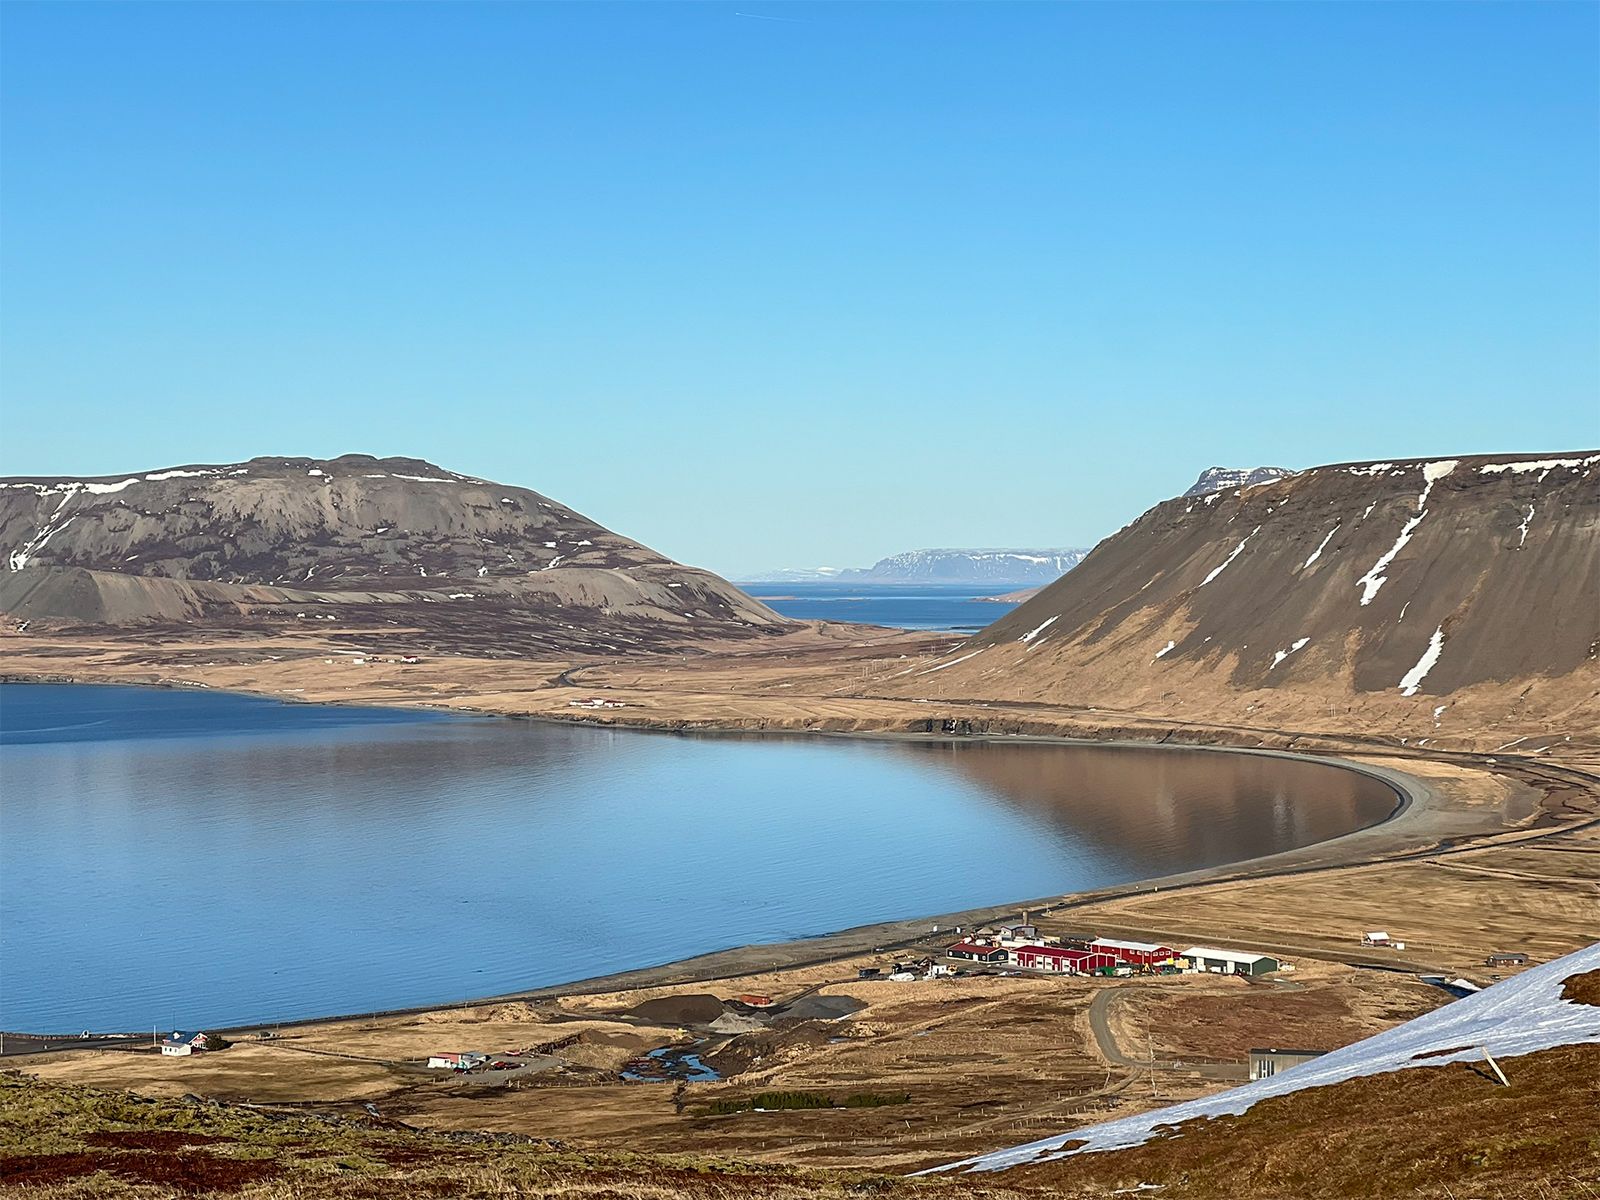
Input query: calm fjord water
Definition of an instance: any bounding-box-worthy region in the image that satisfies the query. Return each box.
[0,684,1397,1032]
[742,583,1020,632]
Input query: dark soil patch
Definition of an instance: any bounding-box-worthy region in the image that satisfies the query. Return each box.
[84,1129,235,1149]
[1560,968,1600,1007]
[623,993,727,1025]
[0,1150,285,1194]
[106,1151,285,1193]
[1,1152,108,1187]
[778,994,868,1022]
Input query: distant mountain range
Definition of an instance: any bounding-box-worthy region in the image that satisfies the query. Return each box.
[740,548,1090,586]
[1183,466,1295,496]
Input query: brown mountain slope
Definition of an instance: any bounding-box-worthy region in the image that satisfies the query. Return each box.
[0,454,788,654]
[879,451,1599,746]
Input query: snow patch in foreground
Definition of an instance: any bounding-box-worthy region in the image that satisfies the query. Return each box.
[922,943,1600,1175]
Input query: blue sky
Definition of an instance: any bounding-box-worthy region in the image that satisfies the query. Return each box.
[2,2,1596,577]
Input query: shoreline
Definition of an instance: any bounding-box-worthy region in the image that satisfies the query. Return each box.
[0,672,1471,1042]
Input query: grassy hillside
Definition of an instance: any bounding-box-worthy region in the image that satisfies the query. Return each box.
[0,1073,1035,1199]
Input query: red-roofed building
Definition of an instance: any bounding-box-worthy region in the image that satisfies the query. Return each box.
[1011,945,1118,975]
[946,940,1007,963]
[1090,938,1176,967]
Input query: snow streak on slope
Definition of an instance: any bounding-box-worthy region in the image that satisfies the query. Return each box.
[924,943,1600,1174]
[1398,626,1447,696]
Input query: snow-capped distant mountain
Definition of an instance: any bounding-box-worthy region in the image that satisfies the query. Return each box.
[738,549,1088,586]
[1183,466,1295,497]
[852,549,1089,585]
[736,566,849,583]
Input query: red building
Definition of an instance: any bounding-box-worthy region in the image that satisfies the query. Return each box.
[1090,938,1176,967]
[1011,945,1118,975]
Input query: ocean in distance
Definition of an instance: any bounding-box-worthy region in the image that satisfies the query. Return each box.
[0,684,1398,1032]
[741,583,1020,632]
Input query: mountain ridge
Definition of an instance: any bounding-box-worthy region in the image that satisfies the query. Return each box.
[741,547,1089,585]
[879,450,1600,741]
[0,453,788,654]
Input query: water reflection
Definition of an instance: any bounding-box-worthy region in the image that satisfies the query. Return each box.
[1,686,1394,1032]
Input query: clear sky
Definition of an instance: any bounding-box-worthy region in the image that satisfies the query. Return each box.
[2,2,1596,577]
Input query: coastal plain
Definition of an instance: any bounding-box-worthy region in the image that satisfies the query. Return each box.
[4,618,1596,1180]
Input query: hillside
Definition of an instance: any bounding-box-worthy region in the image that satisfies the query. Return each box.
[932,943,1600,1176]
[0,455,788,655]
[881,452,1600,746]
[0,1074,1036,1200]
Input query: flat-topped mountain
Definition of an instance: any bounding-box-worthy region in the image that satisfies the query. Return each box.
[851,548,1089,585]
[886,452,1600,742]
[1184,466,1295,497]
[0,455,788,653]
[744,548,1088,585]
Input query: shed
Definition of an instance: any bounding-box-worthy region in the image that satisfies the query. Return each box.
[946,940,1007,964]
[1249,1048,1327,1080]
[1485,952,1529,966]
[1182,946,1280,976]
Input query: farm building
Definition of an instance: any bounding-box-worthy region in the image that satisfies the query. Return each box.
[1486,952,1529,967]
[427,1052,487,1071]
[1248,1048,1327,1080]
[946,940,1008,963]
[1011,945,1117,975]
[1090,938,1176,967]
[160,1031,211,1057]
[1182,946,1281,976]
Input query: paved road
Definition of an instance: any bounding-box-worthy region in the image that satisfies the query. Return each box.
[1086,986,1247,1082]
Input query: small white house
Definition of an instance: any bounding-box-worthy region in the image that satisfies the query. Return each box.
[428,1052,487,1071]
[161,1031,211,1057]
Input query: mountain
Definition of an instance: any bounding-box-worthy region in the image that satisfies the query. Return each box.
[883,452,1600,743]
[736,566,849,583]
[1183,466,1295,497]
[742,549,1090,586]
[848,548,1089,585]
[0,454,788,654]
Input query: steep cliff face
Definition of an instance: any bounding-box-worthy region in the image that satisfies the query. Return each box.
[0,454,787,653]
[881,453,1600,742]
